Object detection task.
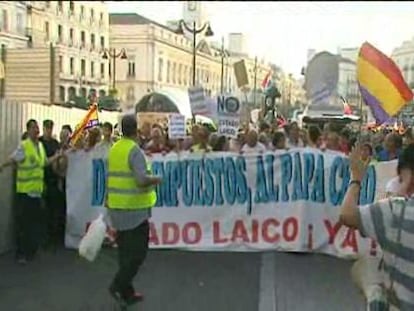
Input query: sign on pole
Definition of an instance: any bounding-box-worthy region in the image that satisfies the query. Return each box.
[217,95,241,138]
[168,113,186,139]
[188,86,208,116]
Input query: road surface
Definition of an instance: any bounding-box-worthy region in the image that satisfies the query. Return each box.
[0,248,364,311]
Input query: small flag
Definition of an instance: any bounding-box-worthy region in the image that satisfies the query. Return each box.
[340,96,353,115]
[357,42,413,124]
[261,70,272,89]
[70,103,99,146]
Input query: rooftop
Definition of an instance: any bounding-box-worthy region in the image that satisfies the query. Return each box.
[109,13,175,33]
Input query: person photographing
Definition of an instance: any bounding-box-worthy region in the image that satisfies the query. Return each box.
[106,114,162,308]
[340,143,414,310]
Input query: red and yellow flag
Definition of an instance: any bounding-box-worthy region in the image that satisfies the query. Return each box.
[70,103,99,147]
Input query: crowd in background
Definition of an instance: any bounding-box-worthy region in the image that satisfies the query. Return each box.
[6,116,410,258]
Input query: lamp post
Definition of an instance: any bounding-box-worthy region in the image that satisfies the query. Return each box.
[102,48,127,95]
[215,37,230,94]
[175,19,214,86]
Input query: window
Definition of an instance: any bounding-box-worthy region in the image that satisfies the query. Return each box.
[172,62,176,83]
[69,28,74,44]
[178,64,182,84]
[100,36,105,49]
[80,31,85,47]
[100,63,105,78]
[59,86,65,102]
[59,56,63,73]
[70,57,74,75]
[90,8,94,24]
[44,21,49,40]
[158,58,163,81]
[90,61,95,78]
[45,1,50,8]
[69,1,75,14]
[81,59,86,76]
[166,61,170,82]
[57,1,63,12]
[90,34,95,48]
[80,87,87,98]
[99,12,104,25]
[127,61,136,78]
[58,25,63,43]
[2,10,8,31]
[16,13,23,34]
[80,5,85,19]
[183,65,188,85]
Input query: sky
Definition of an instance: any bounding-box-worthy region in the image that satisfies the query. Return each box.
[107,1,414,77]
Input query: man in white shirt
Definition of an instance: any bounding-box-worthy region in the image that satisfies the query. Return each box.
[241,129,267,153]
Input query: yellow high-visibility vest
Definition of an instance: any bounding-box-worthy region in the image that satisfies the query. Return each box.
[107,138,157,210]
[16,139,46,194]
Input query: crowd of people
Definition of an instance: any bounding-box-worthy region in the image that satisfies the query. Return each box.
[0,116,410,264]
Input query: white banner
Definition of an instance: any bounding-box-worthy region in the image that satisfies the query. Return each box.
[65,147,397,258]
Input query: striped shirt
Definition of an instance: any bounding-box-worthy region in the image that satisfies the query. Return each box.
[358,197,414,310]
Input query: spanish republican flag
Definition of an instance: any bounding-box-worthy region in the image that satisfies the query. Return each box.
[70,103,99,146]
[357,42,413,124]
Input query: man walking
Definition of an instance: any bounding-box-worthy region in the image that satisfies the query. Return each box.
[106,115,162,307]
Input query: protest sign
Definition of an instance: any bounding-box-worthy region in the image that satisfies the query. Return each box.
[65,147,397,259]
[188,86,208,116]
[217,95,241,138]
[168,114,186,139]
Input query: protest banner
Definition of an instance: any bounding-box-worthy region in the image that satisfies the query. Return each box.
[168,114,186,139]
[217,95,241,138]
[65,147,397,259]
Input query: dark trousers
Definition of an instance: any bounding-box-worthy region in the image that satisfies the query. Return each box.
[15,194,42,259]
[44,185,66,247]
[111,221,149,298]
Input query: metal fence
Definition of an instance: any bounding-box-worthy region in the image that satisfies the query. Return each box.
[0,100,119,254]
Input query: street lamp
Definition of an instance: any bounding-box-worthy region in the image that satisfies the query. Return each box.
[175,19,214,86]
[215,37,230,94]
[102,48,127,94]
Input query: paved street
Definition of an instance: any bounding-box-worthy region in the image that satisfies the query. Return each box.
[0,248,364,311]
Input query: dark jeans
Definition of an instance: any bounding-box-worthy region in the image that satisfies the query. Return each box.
[15,194,43,259]
[111,221,149,299]
[44,185,66,247]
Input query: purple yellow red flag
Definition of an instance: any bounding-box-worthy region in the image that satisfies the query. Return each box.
[69,103,99,146]
[357,42,413,124]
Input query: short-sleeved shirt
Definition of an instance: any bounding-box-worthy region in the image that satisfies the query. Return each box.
[358,197,414,310]
[106,144,152,231]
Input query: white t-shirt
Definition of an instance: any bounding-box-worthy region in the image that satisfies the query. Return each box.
[241,142,267,153]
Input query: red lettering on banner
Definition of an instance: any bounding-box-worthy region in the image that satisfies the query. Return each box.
[149,222,160,245]
[324,220,342,244]
[251,219,259,243]
[283,217,298,242]
[213,221,228,244]
[370,239,377,256]
[231,220,249,243]
[162,223,180,245]
[341,228,358,253]
[262,219,280,243]
[182,222,202,245]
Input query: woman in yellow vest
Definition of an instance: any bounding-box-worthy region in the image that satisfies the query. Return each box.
[0,119,61,265]
[106,115,162,308]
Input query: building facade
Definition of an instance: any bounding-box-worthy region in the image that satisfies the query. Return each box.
[392,38,414,89]
[0,1,28,49]
[109,13,271,111]
[5,1,110,104]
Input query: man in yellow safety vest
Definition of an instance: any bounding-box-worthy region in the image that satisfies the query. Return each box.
[106,114,162,308]
[0,119,60,265]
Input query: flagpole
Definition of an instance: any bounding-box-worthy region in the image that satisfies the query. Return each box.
[357,88,364,143]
